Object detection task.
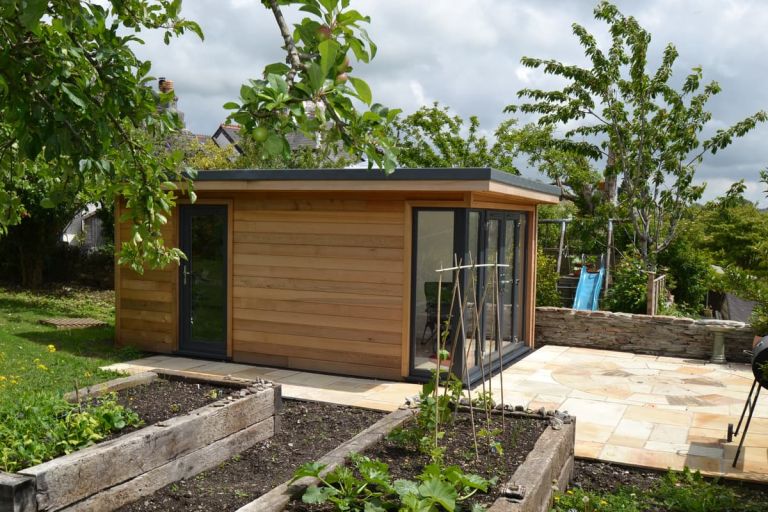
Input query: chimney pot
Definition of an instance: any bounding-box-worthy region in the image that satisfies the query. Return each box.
[159,78,174,93]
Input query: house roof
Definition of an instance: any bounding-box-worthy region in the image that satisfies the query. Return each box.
[192,168,562,203]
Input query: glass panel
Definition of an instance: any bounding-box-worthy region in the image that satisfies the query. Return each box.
[413,211,455,372]
[189,211,227,345]
[514,215,527,344]
[463,212,481,370]
[501,219,515,349]
[481,218,500,363]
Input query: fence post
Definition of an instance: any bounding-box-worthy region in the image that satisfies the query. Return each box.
[646,271,656,316]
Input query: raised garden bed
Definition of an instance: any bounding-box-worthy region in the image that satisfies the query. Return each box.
[1,370,279,512]
[118,400,387,511]
[242,402,574,512]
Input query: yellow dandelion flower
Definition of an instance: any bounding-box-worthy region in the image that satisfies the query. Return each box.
[566,490,573,495]
[47,344,56,352]
[10,379,18,385]
[37,364,48,371]
[600,500,608,506]
[0,375,6,381]
[84,371,92,378]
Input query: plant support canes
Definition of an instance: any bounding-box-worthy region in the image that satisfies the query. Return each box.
[493,263,506,431]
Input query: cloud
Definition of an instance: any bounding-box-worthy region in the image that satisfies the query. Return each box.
[131,0,768,198]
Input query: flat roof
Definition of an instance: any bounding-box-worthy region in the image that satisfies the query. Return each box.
[193,168,561,199]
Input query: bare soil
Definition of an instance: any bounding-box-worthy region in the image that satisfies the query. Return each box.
[117,400,386,512]
[286,412,550,511]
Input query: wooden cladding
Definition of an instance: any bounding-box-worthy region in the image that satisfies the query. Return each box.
[231,197,405,380]
[115,203,178,353]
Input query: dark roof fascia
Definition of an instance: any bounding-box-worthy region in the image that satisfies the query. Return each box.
[192,168,561,197]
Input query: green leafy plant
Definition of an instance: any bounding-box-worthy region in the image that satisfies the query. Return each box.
[551,467,764,512]
[0,392,141,472]
[603,254,648,314]
[653,467,747,512]
[535,248,562,307]
[292,453,494,511]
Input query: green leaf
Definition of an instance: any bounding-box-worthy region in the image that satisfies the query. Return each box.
[307,63,325,92]
[393,479,419,498]
[301,485,333,504]
[318,39,340,77]
[61,84,87,109]
[40,198,55,209]
[222,102,239,110]
[19,0,47,33]
[291,461,327,481]
[264,62,291,75]
[418,478,457,511]
[348,77,372,105]
[318,0,339,13]
[349,38,369,63]
[264,133,286,156]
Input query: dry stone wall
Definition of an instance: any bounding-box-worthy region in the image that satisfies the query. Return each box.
[535,307,755,362]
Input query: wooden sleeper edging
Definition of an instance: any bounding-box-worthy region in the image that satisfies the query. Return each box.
[488,419,576,512]
[2,372,281,512]
[236,406,416,512]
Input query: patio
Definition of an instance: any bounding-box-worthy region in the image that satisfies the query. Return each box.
[104,345,768,483]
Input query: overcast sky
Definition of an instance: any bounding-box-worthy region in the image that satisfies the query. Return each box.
[133,0,768,205]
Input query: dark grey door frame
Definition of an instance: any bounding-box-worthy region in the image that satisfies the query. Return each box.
[178,204,228,358]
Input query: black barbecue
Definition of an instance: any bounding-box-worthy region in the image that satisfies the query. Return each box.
[727,336,768,467]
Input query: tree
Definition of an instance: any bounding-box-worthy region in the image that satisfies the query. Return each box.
[392,102,521,173]
[182,136,354,171]
[1,1,202,275]
[510,1,767,271]
[226,0,399,171]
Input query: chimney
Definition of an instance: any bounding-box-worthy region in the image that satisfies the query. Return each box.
[156,77,185,127]
[158,77,174,94]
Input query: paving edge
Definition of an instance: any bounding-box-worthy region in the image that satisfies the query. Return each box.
[236,407,416,512]
[488,420,576,512]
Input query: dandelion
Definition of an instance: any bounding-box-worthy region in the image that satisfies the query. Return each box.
[567,490,574,495]
[84,371,92,378]
[37,364,48,371]
[47,344,56,352]
[0,376,6,381]
[582,495,590,503]
[600,500,608,506]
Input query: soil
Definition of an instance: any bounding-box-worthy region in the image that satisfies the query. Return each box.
[286,411,550,511]
[572,459,768,505]
[101,379,232,439]
[118,400,385,512]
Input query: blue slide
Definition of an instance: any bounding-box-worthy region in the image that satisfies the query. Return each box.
[573,265,605,310]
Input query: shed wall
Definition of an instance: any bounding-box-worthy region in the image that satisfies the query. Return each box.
[115,201,178,353]
[230,196,406,379]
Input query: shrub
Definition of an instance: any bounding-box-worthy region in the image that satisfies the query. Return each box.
[536,248,562,307]
[603,255,647,314]
[658,237,713,314]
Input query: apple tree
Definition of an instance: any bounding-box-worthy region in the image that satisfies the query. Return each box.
[226,0,399,170]
[0,0,202,280]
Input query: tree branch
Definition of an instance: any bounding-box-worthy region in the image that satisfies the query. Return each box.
[267,0,305,82]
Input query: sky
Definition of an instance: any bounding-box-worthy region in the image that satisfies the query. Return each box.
[133,0,768,205]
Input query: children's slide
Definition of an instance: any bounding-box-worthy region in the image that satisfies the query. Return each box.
[572,265,605,311]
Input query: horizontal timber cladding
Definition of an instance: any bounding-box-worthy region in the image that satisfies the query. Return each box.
[231,196,406,379]
[115,201,178,354]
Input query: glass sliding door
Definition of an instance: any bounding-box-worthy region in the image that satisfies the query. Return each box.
[468,211,527,378]
[409,208,527,383]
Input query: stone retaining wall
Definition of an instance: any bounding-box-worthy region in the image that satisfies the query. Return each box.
[535,307,755,362]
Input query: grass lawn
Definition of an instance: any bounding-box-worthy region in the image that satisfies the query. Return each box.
[0,285,139,401]
[0,286,148,471]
